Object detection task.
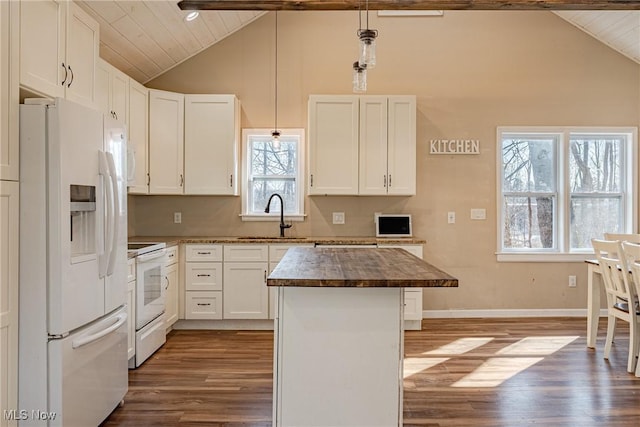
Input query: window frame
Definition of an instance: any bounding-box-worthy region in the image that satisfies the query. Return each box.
[496,126,637,262]
[240,128,306,222]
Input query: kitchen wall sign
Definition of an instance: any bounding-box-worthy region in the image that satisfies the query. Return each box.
[429,139,480,155]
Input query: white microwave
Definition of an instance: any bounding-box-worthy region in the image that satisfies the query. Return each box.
[375,214,412,238]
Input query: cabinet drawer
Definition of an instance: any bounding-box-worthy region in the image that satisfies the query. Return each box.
[165,245,179,266]
[224,244,268,262]
[185,262,222,291]
[185,244,223,262]
[127,258,136,282]
[186,291,222,319]
[269,244,314,262]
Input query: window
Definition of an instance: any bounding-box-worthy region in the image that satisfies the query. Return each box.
[241,129,305,220]
[497,127,637,261]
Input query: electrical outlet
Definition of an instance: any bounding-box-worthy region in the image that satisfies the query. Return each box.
[174,212,182,224]
[569,275,577,288]
[447,211,455,224]
[470,208,486,220]
[332,212,345,225]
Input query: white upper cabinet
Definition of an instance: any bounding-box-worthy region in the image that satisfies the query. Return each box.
[1,0,18,181]
[184,95,240,195]
[95,58,128,123]
[360,95,416,196]
[308,95,416,196]
[127,79,149,194]
[149,89,184,194]
[308,95,359,195]
[20,1,99,108]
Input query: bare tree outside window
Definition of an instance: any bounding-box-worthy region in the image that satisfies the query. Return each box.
[499,128,634,256]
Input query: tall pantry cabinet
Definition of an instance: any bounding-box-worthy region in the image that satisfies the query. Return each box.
[19,0,99,109]
[1,1,19,425]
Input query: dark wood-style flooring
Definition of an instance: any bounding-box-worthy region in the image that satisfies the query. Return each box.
[102,318,640,426]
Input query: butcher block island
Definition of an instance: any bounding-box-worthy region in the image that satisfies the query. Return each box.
[268,247,457,427]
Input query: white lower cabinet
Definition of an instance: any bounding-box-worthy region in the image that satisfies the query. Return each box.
[185,244,223,319]
[126,258,136,361]
[164,245,179,330]
[223,245,269,319]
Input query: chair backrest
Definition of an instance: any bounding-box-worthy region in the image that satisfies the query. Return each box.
[622,241,640,302]
[591,239,636,305]
[604,233,640,244]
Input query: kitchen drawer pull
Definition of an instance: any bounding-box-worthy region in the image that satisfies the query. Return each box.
[388,174,392,187]
[196,274,211,277]
[230,174,233,187]
[197,251,211,255]
[196,303,211,306]
[383,175,387,187]
[310,174,314,187]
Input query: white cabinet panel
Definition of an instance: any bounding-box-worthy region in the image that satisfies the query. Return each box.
[224,244,268,262]
[185,244,223,262]
[186,291,222,320]
[19,0,66,99]
[308,95,359,195]
[386,96,417,195]
[1,181,19,421]
[358,96,388,195]
[1,0,18,182]
[20,1,99,108]
[185,262,222,291]
[127,79,149,194]
[149,89,184,194]
[164,262,179,329]
[184,95,239,195]
[223,262,268,319]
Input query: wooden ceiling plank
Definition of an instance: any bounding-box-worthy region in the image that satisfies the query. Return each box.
[178,0,640,11]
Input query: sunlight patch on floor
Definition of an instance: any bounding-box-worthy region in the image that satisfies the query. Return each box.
[422,337,494,356]
[403,357,449,378]
[496,336,579,356]
[451,357,543,387]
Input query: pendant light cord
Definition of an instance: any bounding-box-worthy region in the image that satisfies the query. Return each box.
[274,11,278,133]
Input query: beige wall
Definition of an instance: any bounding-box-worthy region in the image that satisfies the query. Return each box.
[134,11,640,311]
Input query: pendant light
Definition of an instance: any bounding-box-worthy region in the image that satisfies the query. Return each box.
[357,0,377,69]
[271,11,281,150]
[352,61,367,93]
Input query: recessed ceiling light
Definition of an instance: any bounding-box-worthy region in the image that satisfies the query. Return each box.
[185,11,199,22]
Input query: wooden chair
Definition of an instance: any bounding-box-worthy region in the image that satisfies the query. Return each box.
[591,238,640,373]
[622,241,640,376]
[604,233,640,243]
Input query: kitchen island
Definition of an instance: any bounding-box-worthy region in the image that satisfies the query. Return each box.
[267,247,457,427]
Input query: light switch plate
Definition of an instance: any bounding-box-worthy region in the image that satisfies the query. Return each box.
[174,212,182,224]
[447,212,455,224]
[333,212,345,225]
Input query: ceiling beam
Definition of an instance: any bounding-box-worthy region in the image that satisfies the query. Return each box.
[178,0,640,11]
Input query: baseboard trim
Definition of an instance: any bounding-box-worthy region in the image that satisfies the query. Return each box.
[422,308,608,318]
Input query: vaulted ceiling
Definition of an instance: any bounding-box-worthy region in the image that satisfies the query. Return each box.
[75,2,640,85]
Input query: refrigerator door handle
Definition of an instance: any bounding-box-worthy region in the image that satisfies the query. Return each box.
[71,312,127,349]
[98,151,112,278]
[105,151,120,276]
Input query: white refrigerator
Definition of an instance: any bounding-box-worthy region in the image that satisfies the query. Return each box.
[19,98,128,426]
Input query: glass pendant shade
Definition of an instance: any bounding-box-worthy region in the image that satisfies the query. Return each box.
[358,29,377,69]
[352,61,367,93]
[271,130,281,150]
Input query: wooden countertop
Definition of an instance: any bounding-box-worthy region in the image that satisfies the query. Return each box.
[267,247,458,288]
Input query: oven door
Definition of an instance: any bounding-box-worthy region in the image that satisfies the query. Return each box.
[135,249,166,330]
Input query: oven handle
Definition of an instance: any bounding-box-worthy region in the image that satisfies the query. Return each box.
[72,312,127,349]
[136,249,167,263]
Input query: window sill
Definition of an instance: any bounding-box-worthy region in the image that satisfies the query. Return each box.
[240,214,306,222]
[496,252,594,262]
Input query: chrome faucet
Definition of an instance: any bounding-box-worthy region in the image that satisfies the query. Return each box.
[264,193,292,238]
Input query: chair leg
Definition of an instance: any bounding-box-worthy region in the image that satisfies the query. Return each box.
[628,320,639,373]
[604,315,616,360]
